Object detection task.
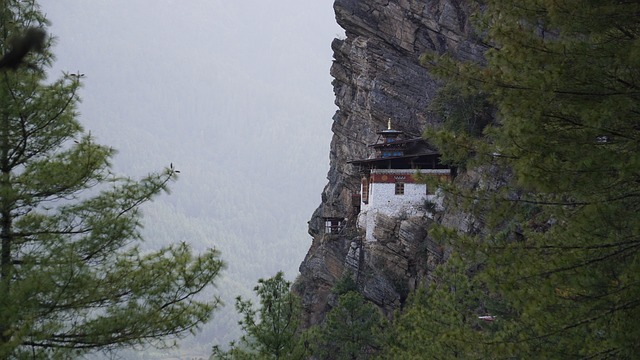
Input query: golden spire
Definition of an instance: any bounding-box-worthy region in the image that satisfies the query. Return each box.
[388,118,392,130]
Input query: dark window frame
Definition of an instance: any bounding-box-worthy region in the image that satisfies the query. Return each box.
[395,182,405,195]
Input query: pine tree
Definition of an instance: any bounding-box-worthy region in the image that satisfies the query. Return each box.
[419,0,640,358]
[308,275,385,360]
[381,255,490,359]
[316,292,385,360]
[0,1,224,358]
[212,272,304,360]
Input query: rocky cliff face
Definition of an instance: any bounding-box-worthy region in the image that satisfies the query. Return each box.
[295,0,485,327]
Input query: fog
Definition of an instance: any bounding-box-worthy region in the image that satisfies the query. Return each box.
[38,1,341,358]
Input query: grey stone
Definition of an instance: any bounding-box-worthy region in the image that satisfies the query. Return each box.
[294,0,486,327]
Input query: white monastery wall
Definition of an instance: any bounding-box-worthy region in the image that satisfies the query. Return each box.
[358,169,449,242]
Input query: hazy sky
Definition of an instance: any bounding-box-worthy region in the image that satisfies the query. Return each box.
[36,1,342,357]
[37,0,341,263]
[39,0,341,171]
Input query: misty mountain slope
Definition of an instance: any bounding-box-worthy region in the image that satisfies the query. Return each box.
[39,0,340,357]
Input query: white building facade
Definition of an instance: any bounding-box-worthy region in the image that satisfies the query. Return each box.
[348,121,453,242]
[358,168,451,242]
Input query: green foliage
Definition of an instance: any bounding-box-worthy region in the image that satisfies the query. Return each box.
[412,0,640,358]
[422,80,494,167]
[331,273,358,296]
[382,254,494,359]
[309,280,386,360]
[0,2,224,358]
[212,272,306,360]
[426,81,492,138]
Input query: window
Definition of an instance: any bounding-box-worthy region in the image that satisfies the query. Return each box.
[395,182,404,195]
[382,150,403,157]
[325,218,345,234]
[362,178,369,204]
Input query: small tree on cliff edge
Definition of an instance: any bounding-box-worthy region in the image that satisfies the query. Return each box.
[0,2,224,358]
[212,272,304,360]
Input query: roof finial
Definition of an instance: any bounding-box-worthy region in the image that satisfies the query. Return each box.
[388,118,392,130]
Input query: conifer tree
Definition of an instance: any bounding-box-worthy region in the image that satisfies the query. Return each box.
[307,275,385,360]
[0,1,224,358]
[212,272,304,360]
[414,0,640,358]
[382,253,507,359]
[315,291,384,360]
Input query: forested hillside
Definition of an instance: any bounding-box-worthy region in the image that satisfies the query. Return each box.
[39,1,340,358]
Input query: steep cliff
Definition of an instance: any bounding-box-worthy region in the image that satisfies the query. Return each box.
[295,0,485,327]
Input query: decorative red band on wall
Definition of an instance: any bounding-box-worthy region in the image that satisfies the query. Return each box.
[370,173,452,183]
[370,173,416,183]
